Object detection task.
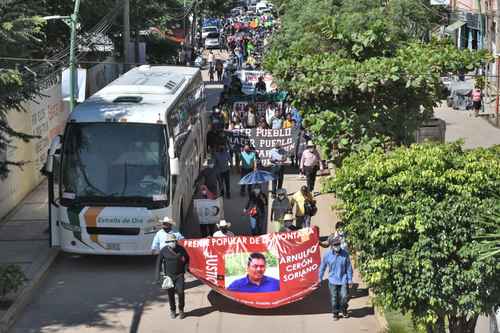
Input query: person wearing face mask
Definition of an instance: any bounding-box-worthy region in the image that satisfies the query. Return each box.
[271,188,290,232]
[212,219,235,237]
[244,187,268,235]
[270,142,287,197]
[300,141,324,192]
[319,236,353,321]
[239,144,257,196]
[151,217,184,254]
[290,185,315,229]
[156,233,189,320]
[198,157,219,196]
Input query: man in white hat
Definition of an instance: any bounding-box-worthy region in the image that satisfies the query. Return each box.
[151,216,184,254]
[212,220,235,237]
[300,141,323,192]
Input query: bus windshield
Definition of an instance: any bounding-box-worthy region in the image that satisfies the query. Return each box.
[61,123,169,205]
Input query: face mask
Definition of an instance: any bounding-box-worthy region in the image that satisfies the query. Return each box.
[332,246,341,253]
[254,189,261,195]
[202,190,207,195]
[278,194,285,199]
[207,163,215,168]
[308,148,314,152]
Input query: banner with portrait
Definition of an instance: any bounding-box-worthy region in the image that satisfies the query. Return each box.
[194,197,224,225]
[179,227,321,308]
[225,127,301,166]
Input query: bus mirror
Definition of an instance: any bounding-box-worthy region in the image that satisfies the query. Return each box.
[170,157,180,176]
[46,136,62,173]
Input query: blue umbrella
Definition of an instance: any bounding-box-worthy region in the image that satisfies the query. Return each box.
[238,170,275,185]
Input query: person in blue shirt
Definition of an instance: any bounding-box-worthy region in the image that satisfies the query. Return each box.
[227,252,280,293]
[319,236,353,320]
[239,144,257,196]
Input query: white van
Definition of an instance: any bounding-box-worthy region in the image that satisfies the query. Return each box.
[256,2,268,14]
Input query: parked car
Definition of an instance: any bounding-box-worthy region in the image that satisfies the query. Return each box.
[202,26,218,39]
[204,32,220,49]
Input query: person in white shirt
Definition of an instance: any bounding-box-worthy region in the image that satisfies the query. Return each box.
[212,220,235,237]
[151,217,184,254]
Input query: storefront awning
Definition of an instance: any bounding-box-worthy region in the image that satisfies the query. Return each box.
[445,21,466,34]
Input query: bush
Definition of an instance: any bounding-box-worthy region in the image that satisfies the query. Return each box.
[0,264,26,298]
[323,143,500,333]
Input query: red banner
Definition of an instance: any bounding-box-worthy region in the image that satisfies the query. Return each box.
[179,227,321,308]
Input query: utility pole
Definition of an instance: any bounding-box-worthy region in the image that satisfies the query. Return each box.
[68,0,81,112]
[496,0,500,125]
[123,0,130,70]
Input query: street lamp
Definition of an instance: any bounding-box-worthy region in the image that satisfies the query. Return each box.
[42,0,81,112]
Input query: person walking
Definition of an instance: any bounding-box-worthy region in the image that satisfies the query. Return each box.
[207,50,215,71]
[212,219,235,237]
[214,144,231,198]
[151,217,184,254]
[270,109,283,129]
[239,144,257,196]
[300,141,323,192]
[244,187,268,235]
[290,185,315,228]
[156,233,190,320]
[319,236,353,321]
[471,86,483,117]
[270,142,287,197]
[271,188,290,232]
[215,58,224,82]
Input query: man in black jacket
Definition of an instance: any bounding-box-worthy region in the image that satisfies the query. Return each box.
[156,233,190,319]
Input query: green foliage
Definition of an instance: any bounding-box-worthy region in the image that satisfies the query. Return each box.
[0,264,27,298]
[325,143,500,332]
[224,252,278,277]
[265,0,492,164]
[0,1,46,178]
[475,193,500,259]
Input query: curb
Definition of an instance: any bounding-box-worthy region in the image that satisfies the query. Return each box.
[0,248,59,333]
[368,289,389,333]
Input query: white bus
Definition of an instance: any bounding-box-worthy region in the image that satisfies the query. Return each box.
[44,65,208,255]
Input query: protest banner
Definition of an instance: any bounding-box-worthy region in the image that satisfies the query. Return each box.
[237,70,274,95]
[193,198,224,224]
[225,127,301,166]
[179,227,321,308]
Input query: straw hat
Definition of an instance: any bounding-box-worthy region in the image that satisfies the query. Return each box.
[217,219,231,228]
[157,216,174,226]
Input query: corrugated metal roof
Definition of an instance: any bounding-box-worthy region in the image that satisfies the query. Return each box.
[69,65,200,124]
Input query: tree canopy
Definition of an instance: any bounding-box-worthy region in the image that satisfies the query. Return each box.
[325,143,500,333]
[0,1,45,178]
[265,0,491,161]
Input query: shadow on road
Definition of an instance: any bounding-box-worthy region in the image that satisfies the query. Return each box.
[184,280,372,318]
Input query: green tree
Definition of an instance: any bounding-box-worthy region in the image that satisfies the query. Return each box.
[475,193,500,259]
[325,143,500,333]
[265,0,491,163]
[0,1,45,178]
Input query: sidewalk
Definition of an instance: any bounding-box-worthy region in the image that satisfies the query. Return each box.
[434,104,500,148]
[0,180,58,333]
[265,168,384,332]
